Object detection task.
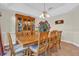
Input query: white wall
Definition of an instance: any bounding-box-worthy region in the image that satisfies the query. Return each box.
[0,9,16,32]
[47,5,79,45]
[0,8,16,45]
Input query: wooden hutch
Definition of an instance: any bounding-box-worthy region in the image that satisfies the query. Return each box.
[15,14,35,32]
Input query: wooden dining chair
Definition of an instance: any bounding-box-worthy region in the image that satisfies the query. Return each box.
[48,30,58,55]
[56,31,62,49]
[7,32,27,56]
[29,32,49,56]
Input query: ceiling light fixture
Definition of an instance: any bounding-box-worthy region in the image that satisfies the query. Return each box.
[40,3,50,19]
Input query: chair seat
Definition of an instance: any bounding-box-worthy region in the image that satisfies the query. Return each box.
[29,45,38,53]
[14,45,28,53]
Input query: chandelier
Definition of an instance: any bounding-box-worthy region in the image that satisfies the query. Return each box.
[40,3,50,19]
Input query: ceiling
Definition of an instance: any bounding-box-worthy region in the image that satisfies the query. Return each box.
[25,3,65,11]
[0,3,79,18]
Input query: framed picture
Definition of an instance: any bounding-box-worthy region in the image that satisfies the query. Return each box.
[55,19,64,24]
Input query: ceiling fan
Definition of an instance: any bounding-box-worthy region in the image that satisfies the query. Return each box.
[26,3,53,19]
[39,3,53,19]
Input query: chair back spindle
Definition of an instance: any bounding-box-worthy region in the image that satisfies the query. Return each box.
[7,32,15,56]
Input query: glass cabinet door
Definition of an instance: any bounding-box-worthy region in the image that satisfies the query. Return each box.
[18,17,22,32]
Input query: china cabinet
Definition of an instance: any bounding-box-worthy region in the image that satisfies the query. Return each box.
[16,14,35,32]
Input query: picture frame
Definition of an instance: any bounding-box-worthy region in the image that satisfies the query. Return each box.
[55,19,64,24]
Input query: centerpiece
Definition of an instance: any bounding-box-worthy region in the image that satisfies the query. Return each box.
[39,20,50,32]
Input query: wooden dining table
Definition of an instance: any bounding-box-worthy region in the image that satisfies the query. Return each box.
[16,36,38,47]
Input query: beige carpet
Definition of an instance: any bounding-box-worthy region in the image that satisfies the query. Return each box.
[4,41,79,56]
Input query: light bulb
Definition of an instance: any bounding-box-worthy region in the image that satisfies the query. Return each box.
[46,14,50,18]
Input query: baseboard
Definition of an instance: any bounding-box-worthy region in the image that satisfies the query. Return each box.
[62,40,79,47]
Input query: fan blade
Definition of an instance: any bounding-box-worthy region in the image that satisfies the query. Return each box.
[47,7,53,11]
[26,4,42,12]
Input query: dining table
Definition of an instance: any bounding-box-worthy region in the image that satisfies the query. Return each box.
[16,36,37,47]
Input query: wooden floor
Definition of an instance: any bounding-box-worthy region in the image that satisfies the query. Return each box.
[52,41,79,56]
[4,41,79,56]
